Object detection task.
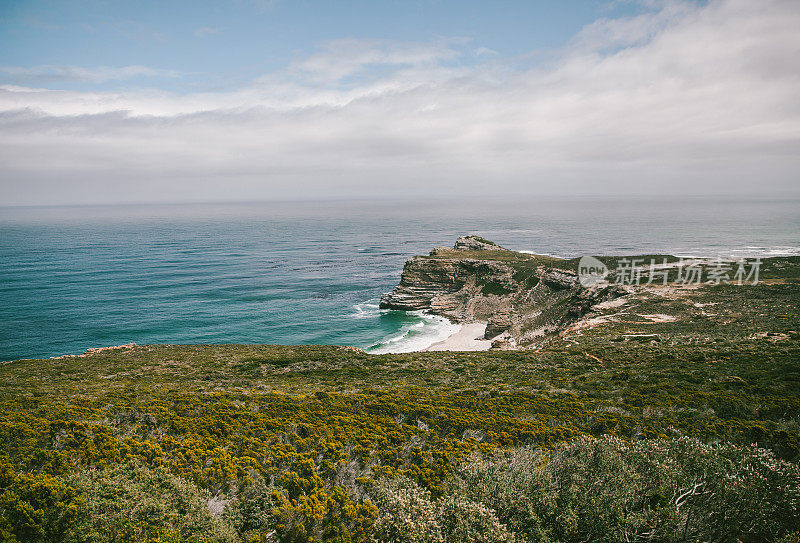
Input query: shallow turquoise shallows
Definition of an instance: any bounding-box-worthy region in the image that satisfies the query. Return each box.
[1,196,798,361]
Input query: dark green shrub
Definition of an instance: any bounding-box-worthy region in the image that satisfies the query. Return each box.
[225,469,377,543]
[66,461,236,543]
[450,436,800,543]
[0,458,82,543]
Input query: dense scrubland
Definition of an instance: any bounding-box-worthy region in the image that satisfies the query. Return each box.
[2,258,799,542]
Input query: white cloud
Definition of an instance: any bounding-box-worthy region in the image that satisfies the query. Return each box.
[474,47,499,57]
[286,37,468,85]
[571,0,695,53]
[0,0,798,205]
[193,27,221,38]
[0,64,181,84]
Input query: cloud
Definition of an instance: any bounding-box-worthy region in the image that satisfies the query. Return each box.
[193,27,221,38]
[571,0,696,53]
[0,65,181,84]
[0,0,798,205]
[474,47,499,57]
[285,37,469,85]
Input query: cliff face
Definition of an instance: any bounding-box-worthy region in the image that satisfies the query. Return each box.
[380,236,623,347]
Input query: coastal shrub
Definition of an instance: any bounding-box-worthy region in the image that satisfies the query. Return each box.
[65,460,237,543]
[267,485,377,543]
[1,340,800,541]
[450,436,800,543]
[0,458,82,543]
[512,270,539,289]
[367,476,442,543]
[479,280,515,296]
[437,494,514,543]
[223,478,274,538]
[225,471,378,543]
[367,476,514,543]
[448,447,553,542]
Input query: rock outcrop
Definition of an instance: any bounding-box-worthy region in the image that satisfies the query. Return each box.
[380,236,624,348]
[453,235,502,251]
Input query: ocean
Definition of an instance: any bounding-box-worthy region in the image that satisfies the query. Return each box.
[1,196,798,361]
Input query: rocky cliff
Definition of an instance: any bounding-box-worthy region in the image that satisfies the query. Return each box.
[380,236,624,348]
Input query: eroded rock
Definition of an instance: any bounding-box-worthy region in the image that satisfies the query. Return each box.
[380,237,625,348]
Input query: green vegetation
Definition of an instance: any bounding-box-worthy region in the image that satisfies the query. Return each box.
[512,270,540,289]
[67,461,237,543]
[449,436,800,542]
[1,265,799,542]
[425,248,562,268]
[479,279,516,296]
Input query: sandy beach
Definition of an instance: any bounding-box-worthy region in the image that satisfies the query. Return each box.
[423,322,492,351]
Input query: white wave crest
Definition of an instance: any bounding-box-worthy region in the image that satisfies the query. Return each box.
[351,300,384,319]
[368,312,460,354]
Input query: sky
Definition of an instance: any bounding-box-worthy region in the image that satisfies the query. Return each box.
[1,0,798,206]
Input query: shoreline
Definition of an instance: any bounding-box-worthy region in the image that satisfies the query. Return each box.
[423,322,492,352]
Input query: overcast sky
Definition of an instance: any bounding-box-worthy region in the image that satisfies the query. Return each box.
[1,0,798,206]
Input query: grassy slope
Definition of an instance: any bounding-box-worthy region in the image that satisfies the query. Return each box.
[2,271,799,498]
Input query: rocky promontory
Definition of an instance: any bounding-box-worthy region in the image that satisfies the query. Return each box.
[380,236,623,347]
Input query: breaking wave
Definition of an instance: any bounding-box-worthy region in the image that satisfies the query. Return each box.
[367,311,460,354]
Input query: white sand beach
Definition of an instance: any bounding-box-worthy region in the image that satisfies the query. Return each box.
[423,322,492,351]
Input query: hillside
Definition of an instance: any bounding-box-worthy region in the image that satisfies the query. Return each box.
[1,242,799,542]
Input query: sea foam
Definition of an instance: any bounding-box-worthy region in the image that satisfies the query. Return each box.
[367,312,460,354]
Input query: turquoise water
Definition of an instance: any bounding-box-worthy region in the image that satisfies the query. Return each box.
[1,197,798,361]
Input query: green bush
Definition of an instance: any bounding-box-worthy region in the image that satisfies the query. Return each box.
[367,476,514,543]
[224,467,377,543]
[368,477,442,543]
[0,458,82,543]
[437,495,514,543]
[448,447,553,542]
[224,478,274,538]
[450,436,800,543]
[66,461,236,543]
